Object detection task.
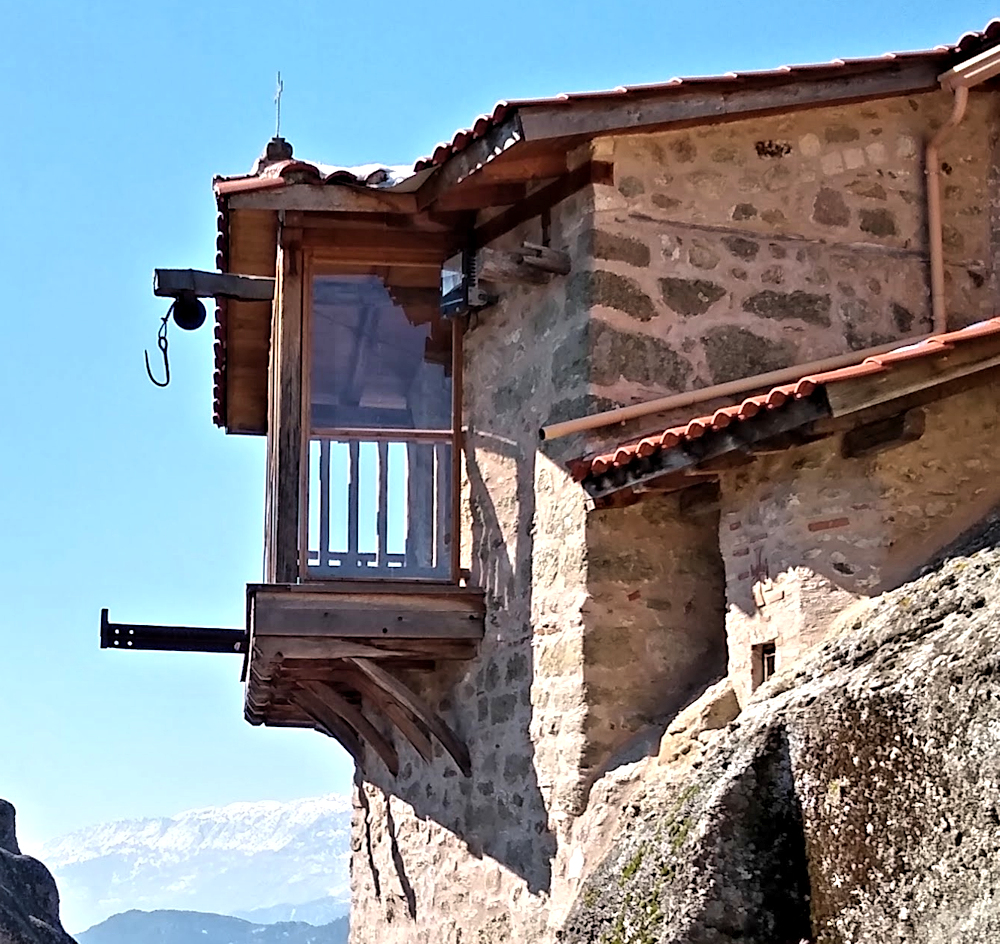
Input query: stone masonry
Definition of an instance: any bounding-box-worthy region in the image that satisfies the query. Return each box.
[349,85,1000,944]
[720,380,1000,706]
[580,90,998,418]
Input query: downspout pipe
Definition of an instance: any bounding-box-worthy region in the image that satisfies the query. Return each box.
[543,46,1000,444]
[927,85,969,333]
[929,45,1000,332]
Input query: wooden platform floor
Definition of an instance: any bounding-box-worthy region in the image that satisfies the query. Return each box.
[244,581,484,776]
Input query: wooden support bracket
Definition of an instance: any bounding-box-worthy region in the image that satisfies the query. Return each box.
[291,688,365,767]
[345,658,472,776]
[476,243,571,286]
[299,681,400,776]
[348,671,435,764]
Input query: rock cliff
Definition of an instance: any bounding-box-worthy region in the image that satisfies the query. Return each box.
[0,802,75,944]
[561,512,1000,943]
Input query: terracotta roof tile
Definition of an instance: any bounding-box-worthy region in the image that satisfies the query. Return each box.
[412,20,1000,172]
[575,318,1000,481]
[209,20,1000,432]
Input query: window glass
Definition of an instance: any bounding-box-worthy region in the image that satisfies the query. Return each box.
[310,275,451,431]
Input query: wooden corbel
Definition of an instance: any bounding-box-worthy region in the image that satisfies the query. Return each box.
[476,242,571,286]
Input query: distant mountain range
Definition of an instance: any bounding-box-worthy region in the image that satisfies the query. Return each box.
[37,796,352,934]
[78,910,349,944]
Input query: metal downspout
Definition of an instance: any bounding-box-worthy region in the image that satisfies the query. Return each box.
[926,85,970,334]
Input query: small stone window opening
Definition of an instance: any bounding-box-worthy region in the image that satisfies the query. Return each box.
[752,641,777,690]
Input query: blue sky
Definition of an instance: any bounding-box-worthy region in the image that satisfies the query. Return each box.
[1,0,995,852]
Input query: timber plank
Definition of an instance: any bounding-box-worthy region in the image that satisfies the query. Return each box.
[825,338,1000,417]
[289,691,366,766]
[228,186,418,214]
[517,62,941,141]
[269,234,303,582]
[254,602,484,639]
[253,637,477,661]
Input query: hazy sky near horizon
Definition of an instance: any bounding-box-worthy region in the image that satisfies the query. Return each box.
[1,0,995,852]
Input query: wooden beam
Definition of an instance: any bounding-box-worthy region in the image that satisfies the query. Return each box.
[476,244,572,285]
[347,671,435,764]
[303,226,454,254]
[345,658,472,776]
[477,247,549,285]
[252,590,484,639]
[415,112,525,210]
[265,229,303,583]
[474,161,613,248]
[251,638,477,661]
[474,152,569,183]
[810,364,1000,436]
[153,269,275,301]
[288,210,464,234]
[825,337,1000,417]
[434,182,527,212]
[841,408,926,458]
[254,601,484,639]
[521,242,572,275]
[299,681,400,776]
[516,61,942,142]
[228,185,418,214]
[291,688,366,767]
[310,245,445,268]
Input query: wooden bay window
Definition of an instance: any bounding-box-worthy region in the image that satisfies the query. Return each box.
[264,229,463,585]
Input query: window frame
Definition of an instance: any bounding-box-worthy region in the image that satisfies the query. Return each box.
[296,251,463,584]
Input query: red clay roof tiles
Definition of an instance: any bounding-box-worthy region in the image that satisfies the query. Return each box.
[412,20,1000,172]
[575,318,1000,481]
[209,20,1000,431]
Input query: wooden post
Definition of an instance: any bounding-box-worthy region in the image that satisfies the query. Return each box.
[268,227,304,584]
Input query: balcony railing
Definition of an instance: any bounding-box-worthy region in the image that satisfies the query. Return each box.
[306,432,452,580]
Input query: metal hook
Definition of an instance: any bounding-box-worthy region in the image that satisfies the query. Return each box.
[145,307,172,387]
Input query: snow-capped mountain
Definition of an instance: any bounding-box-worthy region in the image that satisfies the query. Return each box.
[38,795,352,935]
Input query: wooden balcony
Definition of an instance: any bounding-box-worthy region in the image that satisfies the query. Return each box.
[244,581,484,776]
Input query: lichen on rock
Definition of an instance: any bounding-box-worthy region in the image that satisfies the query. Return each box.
[561,510,1000,943]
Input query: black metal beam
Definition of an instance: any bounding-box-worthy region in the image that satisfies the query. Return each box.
[100,608,247,654]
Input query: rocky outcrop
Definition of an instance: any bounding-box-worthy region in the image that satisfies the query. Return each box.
[0,802,76,944]
[562,512,1000,943]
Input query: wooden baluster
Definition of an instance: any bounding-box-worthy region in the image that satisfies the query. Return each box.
[406,442,434,575]
[348,440,360,571]
[434,441,450,574]
[318,440,330,572]
[377,440,389,572]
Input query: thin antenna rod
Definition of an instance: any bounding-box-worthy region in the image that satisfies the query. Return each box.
[274,71,284,138]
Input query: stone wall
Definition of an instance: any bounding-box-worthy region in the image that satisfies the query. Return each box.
[582,497,726,780]
[348,87,1000,944]
[350,179,729,944]
[350,188,595,943]
[720,379,1000,705]
[576,90,998,432]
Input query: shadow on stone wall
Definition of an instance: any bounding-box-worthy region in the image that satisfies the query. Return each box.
[353,428,556,902]
[577,495,729,796]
